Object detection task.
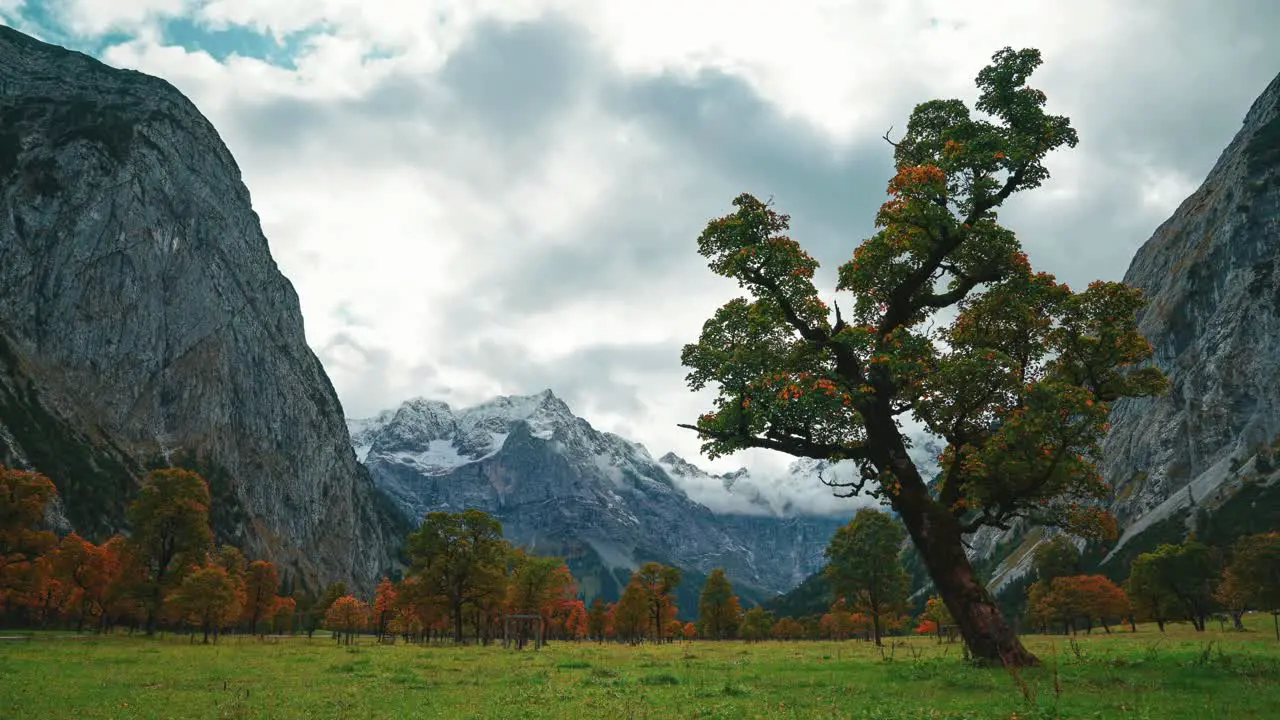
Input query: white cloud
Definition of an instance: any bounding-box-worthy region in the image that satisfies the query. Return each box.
[53,0,192,36]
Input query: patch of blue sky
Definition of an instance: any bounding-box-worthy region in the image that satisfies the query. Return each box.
[3,1,315,69]
[162,17,310,68]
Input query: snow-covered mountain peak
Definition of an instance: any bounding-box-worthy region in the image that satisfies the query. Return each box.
[347,390,600,476]
[657,451,701,475]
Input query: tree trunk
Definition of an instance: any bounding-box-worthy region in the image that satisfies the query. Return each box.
[1231,611,1244,630]
[895,489,1038,667]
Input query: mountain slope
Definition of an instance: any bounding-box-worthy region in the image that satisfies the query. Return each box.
[0,26,405,593]
[349,390,848,606]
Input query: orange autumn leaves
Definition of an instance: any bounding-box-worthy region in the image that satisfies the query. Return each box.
[1,465,296,639]
[1028,574,1130,634]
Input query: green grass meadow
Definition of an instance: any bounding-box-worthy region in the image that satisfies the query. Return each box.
[2,618,1278,719]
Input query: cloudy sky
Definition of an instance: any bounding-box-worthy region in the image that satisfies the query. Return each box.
[3,1,1278,493]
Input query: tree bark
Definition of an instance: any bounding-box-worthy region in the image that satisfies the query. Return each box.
[894,480,1039,667]
[452,600,464,644]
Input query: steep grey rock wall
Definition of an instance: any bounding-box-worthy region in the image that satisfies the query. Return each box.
[0,26,404,593]
[1099,70,1280,556]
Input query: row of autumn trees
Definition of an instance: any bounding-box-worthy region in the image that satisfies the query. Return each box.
[9,457,1275,648]
[322,511,705,645]
[0,460,943,646]
[738,507,1280,647]
[1026,533,1280,638]
[1,467,295,642]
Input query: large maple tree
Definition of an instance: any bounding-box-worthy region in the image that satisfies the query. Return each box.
[679,47,1165,666]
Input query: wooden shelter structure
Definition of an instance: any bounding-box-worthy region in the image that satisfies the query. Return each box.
[502,614,544,650]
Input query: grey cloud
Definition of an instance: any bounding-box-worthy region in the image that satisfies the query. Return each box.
[442,338,683,418]
[434,13,596,140]
[305,10,1277,433]
[317,331,442,417]
[227,12,596,179]
[1053,0,1280,184]
[474,67,897,314]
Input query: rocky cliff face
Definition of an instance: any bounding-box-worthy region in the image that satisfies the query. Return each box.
[1098,71,1280,556]
[349,390,848,603]
[0,26,405,593]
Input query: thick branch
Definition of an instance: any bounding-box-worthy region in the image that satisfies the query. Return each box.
[741,269,869,388]
[676,423,871,462]
[741,267,827,344]
[960,508,1017,534]
[877,161,1031,336]
[919,266,1005,310]
[956,416,1093,532]
[963,164,1027,227]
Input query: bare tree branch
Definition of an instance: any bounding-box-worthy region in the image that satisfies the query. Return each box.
[817,464,872,498]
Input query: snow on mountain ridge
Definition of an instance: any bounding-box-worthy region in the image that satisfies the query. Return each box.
[350,389,854,598]
[349,389,579,475]
[349,389,941,517]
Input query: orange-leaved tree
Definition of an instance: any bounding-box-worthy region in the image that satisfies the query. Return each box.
[169,561,242,643]
[921,595,954,642]
[49,532,123,631]
[587,597,608,642]
[325,595,366,645]
[772,616,805,640]
[633,562,681,642]
[372,576,397,641]
[242,560,280,637]
[613,579,649,644]
[678,47,1165,666]
[0,467,58,617]
[820,598,857,640]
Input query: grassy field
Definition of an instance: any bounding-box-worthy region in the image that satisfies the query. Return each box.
[2,617,1277,719]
